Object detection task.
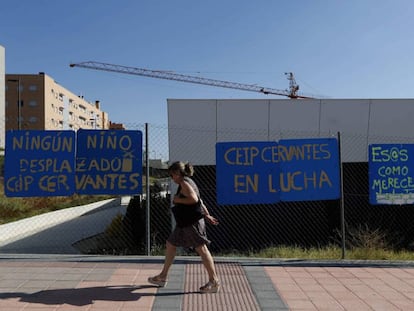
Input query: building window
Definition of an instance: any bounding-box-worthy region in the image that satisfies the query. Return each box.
[29,117,38,123]
[29,100,38,107]
[50,118,60,127]
[29,85,38,91]
[69,112,76,121]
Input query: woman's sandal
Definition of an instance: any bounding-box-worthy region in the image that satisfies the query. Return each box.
[148,275,167,287]
[199,279,220,293]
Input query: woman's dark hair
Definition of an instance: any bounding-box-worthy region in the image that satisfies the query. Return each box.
[168,161,194,177]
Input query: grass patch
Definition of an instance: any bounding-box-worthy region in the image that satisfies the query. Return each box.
[250,245,342,259]
[144,244,414,261]
[127,245,414,260]
[212,245,414,261]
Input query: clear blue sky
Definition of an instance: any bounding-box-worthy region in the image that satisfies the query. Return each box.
[2,0,414,126]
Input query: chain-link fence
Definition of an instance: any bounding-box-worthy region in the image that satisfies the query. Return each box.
[143,124,414,257]
[1,123,414,257]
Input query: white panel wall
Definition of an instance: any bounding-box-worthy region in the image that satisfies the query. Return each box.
[168,99,217,165]
[168,98,414,164]
[269,99,320,140]
[320,99,370,134]
[0,45,4,148]
[217,99,269,142]
[368,99,414,143]
[320,99,371,162]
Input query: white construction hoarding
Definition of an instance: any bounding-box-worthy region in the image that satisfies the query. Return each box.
[168,98,414,164]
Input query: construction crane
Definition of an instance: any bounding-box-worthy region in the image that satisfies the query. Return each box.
[69,61,314,99]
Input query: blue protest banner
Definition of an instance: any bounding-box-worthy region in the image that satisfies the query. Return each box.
[216,141,280,205]
[279,138,340,201]
[4,130,76,197]
[369,144,414,205]
[75,129,142,195]
[216,138,340,205]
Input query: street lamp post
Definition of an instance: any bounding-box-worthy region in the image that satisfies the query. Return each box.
[8,78,21,130]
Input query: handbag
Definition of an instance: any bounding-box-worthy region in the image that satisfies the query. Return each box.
[171,186,204,227]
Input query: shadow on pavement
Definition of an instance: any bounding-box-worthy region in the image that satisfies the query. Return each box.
[0,285,199,306]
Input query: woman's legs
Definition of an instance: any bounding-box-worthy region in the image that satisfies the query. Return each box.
[148,240,176,285]
[158,241,177,279]
[195,244,218,282]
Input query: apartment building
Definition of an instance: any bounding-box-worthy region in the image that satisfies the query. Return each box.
[5,72,109,131]
[0,45,5,148]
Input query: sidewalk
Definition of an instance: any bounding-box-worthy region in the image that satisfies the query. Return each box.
[1,254,414,310]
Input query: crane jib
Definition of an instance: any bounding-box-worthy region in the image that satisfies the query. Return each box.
[70,61,317,99]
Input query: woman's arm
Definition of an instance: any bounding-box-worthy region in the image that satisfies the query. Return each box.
[200,199,219,225]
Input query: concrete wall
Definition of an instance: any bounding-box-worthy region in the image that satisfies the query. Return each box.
[168,98,414,164]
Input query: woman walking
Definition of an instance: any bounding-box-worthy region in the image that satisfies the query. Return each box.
[148,161,220,293]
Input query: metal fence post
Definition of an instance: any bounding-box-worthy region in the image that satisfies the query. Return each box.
[145,123,151,256]
[338,131,346,259]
